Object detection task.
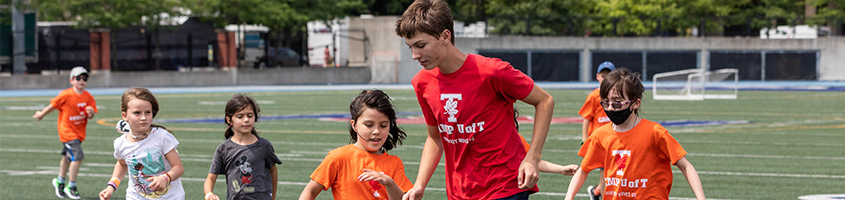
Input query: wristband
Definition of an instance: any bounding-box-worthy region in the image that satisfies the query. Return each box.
[164,172,173,182]
[107,182,117,190]
[109,177,121,187]
[160,174,170,183]
[205,193,214,200]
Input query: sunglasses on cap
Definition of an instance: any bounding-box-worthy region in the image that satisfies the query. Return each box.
[74,76,88,81]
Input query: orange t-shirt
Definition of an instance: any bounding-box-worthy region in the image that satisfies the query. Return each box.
[578,88,611,137]
[50,88,97,143]
[577,119,687,200]
[310,144,414,200]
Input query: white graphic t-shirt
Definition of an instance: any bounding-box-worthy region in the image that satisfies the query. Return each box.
[113,127,184,200]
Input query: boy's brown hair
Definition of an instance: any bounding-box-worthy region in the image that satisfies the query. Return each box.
[395,0,455,44]
[600,68,645,115]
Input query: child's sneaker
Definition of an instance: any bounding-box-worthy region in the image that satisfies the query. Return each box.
[587,185,601,200]
[63,186,81,199]
[52,178,66,198]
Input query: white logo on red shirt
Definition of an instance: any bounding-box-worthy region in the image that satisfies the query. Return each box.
[440,94,461,123]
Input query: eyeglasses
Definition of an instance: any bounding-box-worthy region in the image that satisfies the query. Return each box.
[600,99,636,109]
[74,76,88,81]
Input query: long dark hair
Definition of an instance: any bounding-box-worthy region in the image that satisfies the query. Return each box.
[348,90,407,152]
[121,87,172,134]
[224,93,261,139]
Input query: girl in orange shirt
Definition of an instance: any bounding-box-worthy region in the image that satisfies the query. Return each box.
[564,68,705,200]
[299,90,413,200]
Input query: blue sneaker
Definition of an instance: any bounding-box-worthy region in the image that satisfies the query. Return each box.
[52,178,66,198]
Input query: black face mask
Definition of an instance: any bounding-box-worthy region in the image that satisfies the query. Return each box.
[604,107,633,125]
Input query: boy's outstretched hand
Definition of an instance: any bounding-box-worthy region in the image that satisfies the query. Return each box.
[33,111,44,121]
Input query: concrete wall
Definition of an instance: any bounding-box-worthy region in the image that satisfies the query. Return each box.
[349,16,415,83]
[0,67,371,90]
[454,36,845,81]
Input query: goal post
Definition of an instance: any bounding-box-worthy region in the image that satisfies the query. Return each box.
[652,68,738,100]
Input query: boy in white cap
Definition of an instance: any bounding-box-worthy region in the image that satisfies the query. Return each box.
[33,66,98,199]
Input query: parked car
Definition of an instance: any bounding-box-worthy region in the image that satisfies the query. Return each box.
[254,47,306,68]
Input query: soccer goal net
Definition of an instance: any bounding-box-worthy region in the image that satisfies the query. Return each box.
[652,68,738,100]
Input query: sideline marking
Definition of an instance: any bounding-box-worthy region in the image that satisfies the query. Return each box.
[0,168,736,200]
[797,194,845,200]
[3,148,845,179]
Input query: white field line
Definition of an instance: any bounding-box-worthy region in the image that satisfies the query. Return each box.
[0,168,734,199]
[3,148,843,179]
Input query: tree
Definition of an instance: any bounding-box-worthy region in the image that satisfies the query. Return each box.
[455,0,594,35]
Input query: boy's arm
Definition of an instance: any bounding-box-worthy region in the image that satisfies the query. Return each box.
[564,168,590,200]
[676,157,705,200]
[517,84,554,189]
[270,165,278,199]
[298,180,325,200]
[404,125,443,200]
[537,160,579,175]
[33,105,56,121]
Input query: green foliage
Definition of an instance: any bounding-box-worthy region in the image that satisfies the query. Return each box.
[453,0,837,36]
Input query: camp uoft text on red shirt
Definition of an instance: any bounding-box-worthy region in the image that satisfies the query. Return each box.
[412,54,538,200]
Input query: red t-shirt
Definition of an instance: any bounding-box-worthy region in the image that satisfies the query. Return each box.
[578,119,688,200]
[578,88,610,137]
[51,88,97,143]
[412,54,537,200]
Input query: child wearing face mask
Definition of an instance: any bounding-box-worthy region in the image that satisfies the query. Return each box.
[204,94,282,200]
[298,90,413,200]
[564,68,705,200]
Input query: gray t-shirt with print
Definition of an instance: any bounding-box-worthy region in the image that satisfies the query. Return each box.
[209,137,282,200]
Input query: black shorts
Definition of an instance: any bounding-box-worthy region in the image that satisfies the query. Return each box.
[60,139,84,161]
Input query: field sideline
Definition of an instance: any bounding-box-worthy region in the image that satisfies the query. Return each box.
[1,85,844,200]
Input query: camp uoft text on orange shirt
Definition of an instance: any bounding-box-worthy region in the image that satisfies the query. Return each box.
[51,88,97,143]
[578,119,688,199]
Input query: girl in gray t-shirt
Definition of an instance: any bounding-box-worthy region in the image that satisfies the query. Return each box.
[204,94,282,200]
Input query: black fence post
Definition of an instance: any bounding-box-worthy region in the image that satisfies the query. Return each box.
[187,33,193,70]
[745,17,751,36]
[612,18,618,36]
[55,31,61,71]
[8,34,13,73]
[700,18,706,37]
[146,32,152,70]
[526,17,531,35]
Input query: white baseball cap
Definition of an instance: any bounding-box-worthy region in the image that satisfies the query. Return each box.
[70,66,88,79]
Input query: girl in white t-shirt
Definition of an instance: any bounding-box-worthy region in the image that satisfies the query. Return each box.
[99,87,185,200]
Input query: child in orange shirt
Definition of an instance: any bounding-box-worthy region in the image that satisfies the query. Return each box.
[298,90,413,200]
[33,66,97,199]
[564,68,705,200]
[578,61,614,199]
